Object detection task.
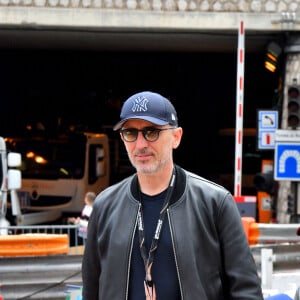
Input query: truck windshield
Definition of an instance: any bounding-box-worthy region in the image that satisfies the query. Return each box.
[6,135,86,179]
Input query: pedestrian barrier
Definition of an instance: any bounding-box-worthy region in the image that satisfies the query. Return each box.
[241,217,300,245]
[0,233,69,256]
[0,224,85,256]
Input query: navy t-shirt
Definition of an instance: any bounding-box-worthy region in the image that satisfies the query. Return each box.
[128,190,181,300]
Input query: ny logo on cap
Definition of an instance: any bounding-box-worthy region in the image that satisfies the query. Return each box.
[132,96,148,112]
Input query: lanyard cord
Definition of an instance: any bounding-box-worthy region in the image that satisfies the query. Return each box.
[137,168,176,286]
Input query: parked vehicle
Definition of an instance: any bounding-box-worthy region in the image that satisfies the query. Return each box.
[5,131,110,225]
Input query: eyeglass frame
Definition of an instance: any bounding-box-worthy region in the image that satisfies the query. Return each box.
[120,127,177,142]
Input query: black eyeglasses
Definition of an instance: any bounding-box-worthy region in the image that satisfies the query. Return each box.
[120,127,176,142]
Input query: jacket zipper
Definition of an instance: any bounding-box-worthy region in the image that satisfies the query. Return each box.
[125,202,140,300]
[167,209,184,299]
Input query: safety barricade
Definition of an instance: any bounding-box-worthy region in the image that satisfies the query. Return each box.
[0,224,85,256]
[0,233,68,256]
[242,217,300,245]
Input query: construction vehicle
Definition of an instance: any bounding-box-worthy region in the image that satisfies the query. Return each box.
[5,131,110,225]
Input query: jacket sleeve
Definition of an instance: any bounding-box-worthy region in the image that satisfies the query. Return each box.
[217,192,264,299]
[82,201,101,300]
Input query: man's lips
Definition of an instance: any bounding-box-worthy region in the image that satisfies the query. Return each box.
[135,152,152,161]
[136,154,151,160]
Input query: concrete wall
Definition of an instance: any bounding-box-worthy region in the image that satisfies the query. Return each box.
[0,0,300,32]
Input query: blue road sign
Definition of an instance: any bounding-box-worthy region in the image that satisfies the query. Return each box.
[258,110,278,130]
[258,110,278,150]
[258,131,275,149]
[274,143,300,181]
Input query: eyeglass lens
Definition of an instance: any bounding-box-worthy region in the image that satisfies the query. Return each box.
[121,128,176,142]
[121,128,160,142]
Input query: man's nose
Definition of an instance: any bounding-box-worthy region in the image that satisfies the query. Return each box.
[135,131,148,147]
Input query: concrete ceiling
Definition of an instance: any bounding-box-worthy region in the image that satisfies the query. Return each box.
[0,27,285,53]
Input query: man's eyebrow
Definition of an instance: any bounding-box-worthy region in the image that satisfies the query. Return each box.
[122,126,159,130]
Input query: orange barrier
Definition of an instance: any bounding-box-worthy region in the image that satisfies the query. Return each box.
[241,217,260,245]
[0,234,69,257]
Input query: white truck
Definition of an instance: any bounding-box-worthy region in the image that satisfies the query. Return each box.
[5,131,110,225]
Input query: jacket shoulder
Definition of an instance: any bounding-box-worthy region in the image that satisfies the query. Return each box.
[184,169,231,196]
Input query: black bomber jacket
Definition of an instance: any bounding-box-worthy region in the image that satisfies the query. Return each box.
[82,165,263,300]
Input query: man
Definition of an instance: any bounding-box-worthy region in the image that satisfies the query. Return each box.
[82,91,263,300]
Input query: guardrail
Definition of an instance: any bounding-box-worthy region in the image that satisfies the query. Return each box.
[251,243,300,272]
[252,243,300,295]
[242,217,300,245]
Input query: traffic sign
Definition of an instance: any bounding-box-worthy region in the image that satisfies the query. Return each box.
[259,110,278,130]
[258,110,278,149]
[274,143,300,181]
[258,131,275,149]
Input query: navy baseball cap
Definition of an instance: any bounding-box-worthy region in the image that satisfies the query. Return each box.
[113,91,178,131]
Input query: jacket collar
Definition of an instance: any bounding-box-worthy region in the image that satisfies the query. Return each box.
[130,164,186,205]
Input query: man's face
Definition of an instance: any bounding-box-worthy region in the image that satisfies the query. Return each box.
[120,119,182,174]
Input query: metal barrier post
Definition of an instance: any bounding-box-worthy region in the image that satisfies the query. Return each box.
[261,248,273,289]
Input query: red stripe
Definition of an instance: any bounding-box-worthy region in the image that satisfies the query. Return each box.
[239,103,243,116]
[238,130,241,144]
[240,21,244,35]
[236,185,241,196]
[239,49,243,63]
[237,157,241,170]
[239,76,243,90]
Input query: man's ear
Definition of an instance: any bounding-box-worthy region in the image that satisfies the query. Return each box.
[120,132,124,142]
[173,127,183,149]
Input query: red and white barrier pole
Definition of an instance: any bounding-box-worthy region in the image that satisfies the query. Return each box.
[234,21,245,196]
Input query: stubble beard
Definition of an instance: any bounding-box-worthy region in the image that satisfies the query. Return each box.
[128,152,169,175]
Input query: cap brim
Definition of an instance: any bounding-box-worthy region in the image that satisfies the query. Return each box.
[113,116,168,131]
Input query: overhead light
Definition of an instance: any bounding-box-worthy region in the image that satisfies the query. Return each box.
[264,42,282,73]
